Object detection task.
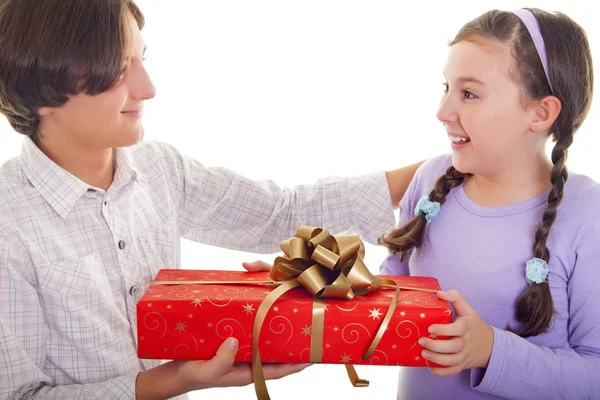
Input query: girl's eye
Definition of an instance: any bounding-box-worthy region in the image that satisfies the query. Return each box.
[442,82,449,92]
[464,90,478,99]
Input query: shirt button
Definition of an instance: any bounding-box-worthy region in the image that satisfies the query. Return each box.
[129,286,138,295]
[118,240,126,249]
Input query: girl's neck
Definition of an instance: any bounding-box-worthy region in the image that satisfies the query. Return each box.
[462,155,554,207]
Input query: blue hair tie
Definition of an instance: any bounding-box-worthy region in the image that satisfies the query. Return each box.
[414,196,440,222]
[525,257,549,285]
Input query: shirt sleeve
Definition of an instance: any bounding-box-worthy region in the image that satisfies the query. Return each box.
[0,234,139,400]
[155,141,396,253]
[471,213,600,399]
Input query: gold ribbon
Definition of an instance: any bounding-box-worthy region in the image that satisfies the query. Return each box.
[251,226,400,400]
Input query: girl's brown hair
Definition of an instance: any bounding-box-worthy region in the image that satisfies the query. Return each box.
[0,0,144,143]
[381,9,593,337]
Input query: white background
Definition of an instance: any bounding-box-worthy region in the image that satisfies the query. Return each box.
[1,1,598,399]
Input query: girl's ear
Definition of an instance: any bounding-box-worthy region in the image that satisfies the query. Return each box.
[529,95,561,133]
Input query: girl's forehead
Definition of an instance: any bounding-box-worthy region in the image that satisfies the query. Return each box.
[444,39,514,82]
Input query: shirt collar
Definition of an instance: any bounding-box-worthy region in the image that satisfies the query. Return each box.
[20,137,147,218]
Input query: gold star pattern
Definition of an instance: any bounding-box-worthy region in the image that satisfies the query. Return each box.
[191,298,204,307]
[414,356,420,361]
[340,353,352,363]
[242,303,255,316]
[200,339,205,343]
[163,347,168,352]
[369,308,383,321]
[207,322,213,328]
[420,313,426,319]
[392,344,397,349]
[325,343,331,348]
[188,314,193,319]
[175,321,187,333]
[140,336,145,341]
[333,326,339,332]
[301,325,311,337]
[403,301,412,304]
[167,304,172,309]
[445,309,453,315]
[147,303,152,308]
[386,293,395,298]
[400,311,406,317]
[193,290,202,294]
[293,308,299,314]
[273,306,279,312]
[152,294,163,298]
[288,352,294,357]
[266,340,271,345]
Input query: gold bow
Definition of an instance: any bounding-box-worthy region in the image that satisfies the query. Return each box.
[252,226,400,399]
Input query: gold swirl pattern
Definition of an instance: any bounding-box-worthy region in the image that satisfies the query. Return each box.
[395,320,420,349]
[341,323,372,344]
[143,311,168,340]
[268,315,294,345]
[215,318,246,339]
[368,350,389,365]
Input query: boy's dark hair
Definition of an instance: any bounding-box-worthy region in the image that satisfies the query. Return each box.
[0,0,144,143]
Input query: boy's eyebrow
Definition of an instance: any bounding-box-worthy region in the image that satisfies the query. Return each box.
[125,46,147,61]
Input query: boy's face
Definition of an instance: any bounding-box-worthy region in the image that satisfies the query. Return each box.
[38,11,155,150]
[436,36,541,176]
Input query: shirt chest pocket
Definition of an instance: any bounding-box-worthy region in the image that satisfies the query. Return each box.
[38,252,110,297]
[36,253,125,364]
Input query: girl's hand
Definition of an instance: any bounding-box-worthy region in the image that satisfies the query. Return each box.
[242,260,272,272]
[419,290,494,377]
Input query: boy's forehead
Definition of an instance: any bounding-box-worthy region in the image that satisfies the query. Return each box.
[123,11,145,53]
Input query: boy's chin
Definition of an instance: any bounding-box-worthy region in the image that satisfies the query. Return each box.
[117,128,145,148]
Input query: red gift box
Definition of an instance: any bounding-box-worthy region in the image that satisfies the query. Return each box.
[137,269,452,367]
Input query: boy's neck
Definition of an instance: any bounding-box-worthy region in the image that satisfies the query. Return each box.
[462,156,554,208]
[38,138,115,191]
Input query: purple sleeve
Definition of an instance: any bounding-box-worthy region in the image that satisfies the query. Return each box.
[471,213,600,399]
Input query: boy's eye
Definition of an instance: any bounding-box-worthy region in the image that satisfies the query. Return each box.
[442,82,449,92]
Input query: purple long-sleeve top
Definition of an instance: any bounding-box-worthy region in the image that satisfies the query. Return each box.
[380,154,600,399]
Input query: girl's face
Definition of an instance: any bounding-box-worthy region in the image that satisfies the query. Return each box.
[437,36,542,177]
[39,11,155,151]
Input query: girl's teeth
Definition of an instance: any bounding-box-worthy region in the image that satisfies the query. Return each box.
[449,135,470,143]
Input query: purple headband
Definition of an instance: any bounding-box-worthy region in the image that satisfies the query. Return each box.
[512,9,554,93]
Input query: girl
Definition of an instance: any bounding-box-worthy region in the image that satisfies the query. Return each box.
[0,0,422,399]
[380,8,599,400]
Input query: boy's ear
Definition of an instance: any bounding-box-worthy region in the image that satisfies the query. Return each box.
[530,95,561,133]
[37,107,54,117]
